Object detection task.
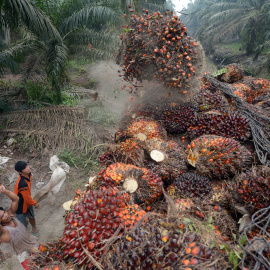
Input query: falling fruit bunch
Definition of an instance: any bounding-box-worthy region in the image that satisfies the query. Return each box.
[29,241,67,270]
[159,102,195,133]
[61,187,145,269]
[144,138,187,184]
[187,111,250,141]
[172,172,212,198]
[216,64,244,83]
[105,216,224,270]
[121,118,167,141]
[193,89,229,112]
[118,10,200,92]
[100,139,145,167]
[187,135,252,179]
[234,166,270,214]
[102,162,163,204]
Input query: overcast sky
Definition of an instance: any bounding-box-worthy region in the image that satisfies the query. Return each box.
[172,0,193,11]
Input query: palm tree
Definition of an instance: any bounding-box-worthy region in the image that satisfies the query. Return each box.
[181,0,270,55]
[1,0,122,102]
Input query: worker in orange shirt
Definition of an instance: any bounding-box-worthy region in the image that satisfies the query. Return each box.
[14,161,38,236]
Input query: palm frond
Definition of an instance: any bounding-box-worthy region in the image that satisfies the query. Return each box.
[61,5,119,34]
[45,40,68,102]
[0,53,19,74]
[2,0,61,40]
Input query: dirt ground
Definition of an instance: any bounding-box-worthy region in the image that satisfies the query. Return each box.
[0,143,92,269]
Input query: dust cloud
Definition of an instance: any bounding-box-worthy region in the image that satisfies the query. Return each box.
[90,41,205,119]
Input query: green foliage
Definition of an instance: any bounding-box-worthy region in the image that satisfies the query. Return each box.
[181,0,270,56]
[58,143,104,172]
[87,100,118,126]
[0,98,13,112]
[212,68,227,77]
[23,81,78,107]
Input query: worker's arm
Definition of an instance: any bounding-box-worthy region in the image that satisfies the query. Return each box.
[0,185,19,216]
[20,188,37,206]
[0,223,10,243]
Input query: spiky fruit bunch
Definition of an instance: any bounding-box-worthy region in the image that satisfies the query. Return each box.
[187,135,252,179]
[144,138,187,184]
[118,104,159,133]
[172,172,212,198]
[159,102,195,133]
[232,83,251,101]
[102,163,163,204]
[123,118,167,141]
[200,76,217,92]
[234,167,270,214]
[61,187,145,269]
[217,64,244,83]
[105,216,222,270]
[193,89,229,112]
[187,111,250,141]
[117,10,203,93]
[98,152,114,166]
[246,78,270,104]
[100,139,145,167]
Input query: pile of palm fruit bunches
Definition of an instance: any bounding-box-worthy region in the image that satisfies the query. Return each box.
[30,10,270,270]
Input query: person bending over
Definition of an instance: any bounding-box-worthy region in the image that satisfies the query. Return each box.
[0,184,38,270]
[14,161,38,235]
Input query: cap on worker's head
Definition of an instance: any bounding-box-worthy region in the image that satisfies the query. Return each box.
[15,161,27,172]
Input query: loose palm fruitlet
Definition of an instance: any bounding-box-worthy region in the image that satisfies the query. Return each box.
[159,102,195,133]
[172,172,212,198]
[186,135,252,179]
[103,163,163,204]
[105,216,222,270]
[144,138,187,184]
[117,10,202,92]
[30,241,67,269]
[216,64,244,83]
[120,118,167,141]
[187,111,250,141]
[61,187,146,269]
[234,166,270,214]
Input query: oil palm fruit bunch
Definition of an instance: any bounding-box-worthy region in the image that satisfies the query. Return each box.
[186,135,252,179]
[187,111,250,141]
[102,163,163,204]
[61,187,146,269]
[122,118,167,141]
[232,83,250,102]
[105,215,222,270]
[159,102,195,133]
[246,78,270,104]
[144,138,187,184]
[100,139,145,167]
[193,89,229,112]
[200,76,218,92]
[233,166,270,214]
[216,64,244,83]
[117,10,203,93]
[172,172,212,198]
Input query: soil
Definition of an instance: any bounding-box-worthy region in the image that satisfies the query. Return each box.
[0,144,92,269]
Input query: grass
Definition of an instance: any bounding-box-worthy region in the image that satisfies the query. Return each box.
[58,143,105,173]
